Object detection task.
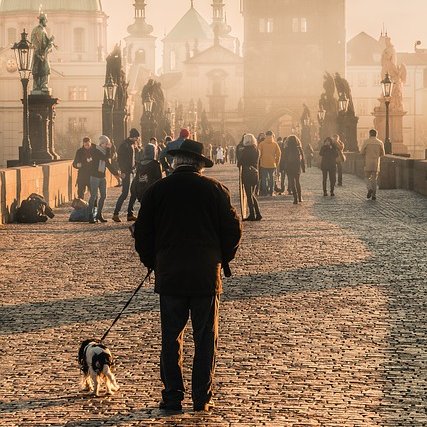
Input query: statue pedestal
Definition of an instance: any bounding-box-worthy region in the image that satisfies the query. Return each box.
[28,94,60,162]
[338,113,359,152]
[373,103,408,155]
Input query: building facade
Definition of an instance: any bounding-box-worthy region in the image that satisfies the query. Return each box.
[0,0,108,166]
[241,0,346,135]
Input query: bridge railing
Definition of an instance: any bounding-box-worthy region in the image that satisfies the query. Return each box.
[314,152,427,196]
[0,161,116,225]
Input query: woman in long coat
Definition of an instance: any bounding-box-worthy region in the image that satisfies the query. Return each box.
[237,134,262,221]
[283,135,305,204]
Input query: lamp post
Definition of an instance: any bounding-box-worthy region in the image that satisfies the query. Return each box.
[337,92,349,143]
[103,74,117,142]
[142,95,154,142]
[12,29,34,165]
[381,73,394,154]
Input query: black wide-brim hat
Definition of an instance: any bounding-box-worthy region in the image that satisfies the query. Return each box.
[169,139,214,168]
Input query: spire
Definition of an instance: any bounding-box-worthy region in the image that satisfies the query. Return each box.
[127,0,153,37]
[211,0,231,36]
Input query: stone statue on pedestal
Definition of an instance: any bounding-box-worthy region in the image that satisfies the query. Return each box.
[31,9,56,93]
[381,35,407,110]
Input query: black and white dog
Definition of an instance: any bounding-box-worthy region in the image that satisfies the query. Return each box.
[78,340,119,396]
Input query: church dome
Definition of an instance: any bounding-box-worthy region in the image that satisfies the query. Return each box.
[164,5,213,42]
[0,0,103,12]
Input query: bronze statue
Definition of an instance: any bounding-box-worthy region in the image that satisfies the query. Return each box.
[105,44,128,110]
[31,9,56,92]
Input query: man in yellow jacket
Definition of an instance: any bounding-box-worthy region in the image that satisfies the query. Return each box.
[258,130,281,196]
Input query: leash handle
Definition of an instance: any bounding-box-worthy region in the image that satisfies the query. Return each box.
[100,269,153,342]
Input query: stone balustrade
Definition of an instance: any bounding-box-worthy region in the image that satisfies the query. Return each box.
[314,152,427,196]
[0,160,116,224]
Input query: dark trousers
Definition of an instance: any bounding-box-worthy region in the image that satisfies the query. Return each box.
[243,180,260,218]
[336,162,343,185]
[77,175,90,199]
[159,294,219,407]
[287,172,302,202]
[322,167,337,193]
[114,173,136,216]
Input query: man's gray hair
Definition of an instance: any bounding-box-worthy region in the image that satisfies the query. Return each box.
[172,154,205,171]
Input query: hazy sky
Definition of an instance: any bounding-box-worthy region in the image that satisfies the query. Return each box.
[102,0,427,67]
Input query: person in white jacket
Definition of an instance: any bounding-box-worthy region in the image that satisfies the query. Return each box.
[360,129,385,200]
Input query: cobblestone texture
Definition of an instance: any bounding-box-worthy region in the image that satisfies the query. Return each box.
[0,165,426,426]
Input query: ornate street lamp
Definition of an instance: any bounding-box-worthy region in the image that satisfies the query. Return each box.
[338,92,349,113]
[381,73,394,154]
[143,96,153,114]
[317,107,326,125]
[337,92,349,144]
[12,29,34,165]
[103,74,117,142]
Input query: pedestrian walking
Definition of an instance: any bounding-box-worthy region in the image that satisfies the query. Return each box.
[72,136,95,199]
[237,133,262,221]
[360,129,385,200]
[333,134,346,186]
[112,128,139,222]
[283,135,305,204]
[87,135,120,223]
[258,130,281,196]
[304,143,314,168]
[134,138,241,413]
[216,146,224,164]
[159,128,190,176]
[276,136,287,194]
[132,142,162,202]
[319,137,338,197]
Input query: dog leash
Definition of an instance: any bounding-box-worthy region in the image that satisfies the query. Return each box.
[100,269,153,342]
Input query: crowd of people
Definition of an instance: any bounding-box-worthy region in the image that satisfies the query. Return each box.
[72,127,385,224]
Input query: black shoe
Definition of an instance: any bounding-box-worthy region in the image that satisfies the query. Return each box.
[337,183,343,186]
[243,215,256,222]
[372,195,377,200]
[193,400,215,412]
[367,190,373,199]
[293,200,298,204]
[330,192,335,197]
[96,215,107,223]
[89,216,98,224]
[255,214,262,221]
[159,400,182,411]
[323,192,328,197]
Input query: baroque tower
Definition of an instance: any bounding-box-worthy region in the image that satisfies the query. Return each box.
[124,0,156,74]
[241,0,346,132]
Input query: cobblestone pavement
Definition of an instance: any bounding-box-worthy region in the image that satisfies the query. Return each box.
[1,165,426,426]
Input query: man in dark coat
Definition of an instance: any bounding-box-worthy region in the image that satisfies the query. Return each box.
[112,128,139,222]
[72,136,95,199]
[134,139,241,413]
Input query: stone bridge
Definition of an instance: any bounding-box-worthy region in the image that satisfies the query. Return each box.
[1,164,426,426]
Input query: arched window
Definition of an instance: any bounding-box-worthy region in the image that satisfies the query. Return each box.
[7,28,16,45]
[74,28,85,53]
[135,49,145,64]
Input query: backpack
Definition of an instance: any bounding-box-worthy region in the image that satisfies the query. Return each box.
[16,194,54,223]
